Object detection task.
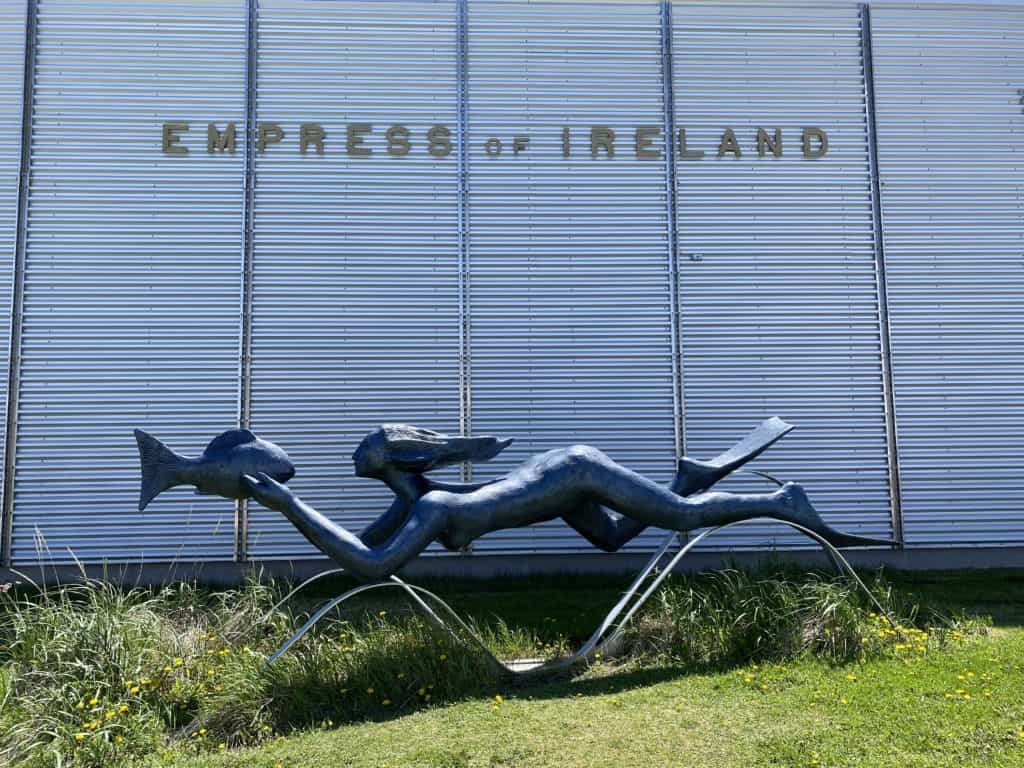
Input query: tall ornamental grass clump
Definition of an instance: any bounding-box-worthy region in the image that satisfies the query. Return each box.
[0,567,983,768]
[621,567,983,668]
[0,575,523,768]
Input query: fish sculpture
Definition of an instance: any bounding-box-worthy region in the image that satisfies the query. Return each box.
[134,428,296,512]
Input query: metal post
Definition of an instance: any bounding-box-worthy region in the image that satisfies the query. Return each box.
[0,0,38,568]
[455,0,473,482]
[859,4,904,547]
[660,0,686,462]
[235,0,259,562]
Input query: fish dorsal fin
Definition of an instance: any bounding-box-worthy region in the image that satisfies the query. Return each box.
[204,429,257,455]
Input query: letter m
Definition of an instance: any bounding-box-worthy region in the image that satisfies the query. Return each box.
[207,122,237,154]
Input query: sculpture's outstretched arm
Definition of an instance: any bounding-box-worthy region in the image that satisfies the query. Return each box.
[359,496,410,547]
[242,473,446,581]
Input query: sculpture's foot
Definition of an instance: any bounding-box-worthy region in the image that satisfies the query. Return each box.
[775,483,893,548]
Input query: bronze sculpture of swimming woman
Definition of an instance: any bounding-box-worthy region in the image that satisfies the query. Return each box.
[240,420,886,582]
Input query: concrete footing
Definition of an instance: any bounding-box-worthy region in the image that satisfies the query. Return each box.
[1,546,1021,587]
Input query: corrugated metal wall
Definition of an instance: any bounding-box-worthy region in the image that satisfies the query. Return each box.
[0,1,26,532]
[3,0,1024,566]
[464,0,679,553]
[245,0,463,559]
[870,4,1024,546]
[673,2,895,549]
[9,0,246,564]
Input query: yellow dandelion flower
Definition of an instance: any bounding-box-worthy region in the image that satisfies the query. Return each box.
[115,735,124,744]
[129,686,140,694]
[199,728,207,735]
[495,695,504,704]
[440,654,447,661]
[957,675,965,681]
[379,610,387,616]
[163,666,172,673]
[366,687,374,694]
[74,733,87,742]
[118,705,128,713]
[218,742,226,750]
[382,699,391,706]
[76,701,85,710]
[88,697,99,705]
[840,697,848,705]
[173,657,183,667]
[846,674,857,681]
[105,710,115,719]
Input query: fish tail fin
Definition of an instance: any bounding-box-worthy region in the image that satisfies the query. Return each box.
[134,429,184,511]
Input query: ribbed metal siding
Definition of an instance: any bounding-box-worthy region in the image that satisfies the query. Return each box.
[871,4,1024,546]
[466,0,678,553]
[672,2,894,548]
[10,0,246,564]
[0,1,26,523]
[246,0,462,559]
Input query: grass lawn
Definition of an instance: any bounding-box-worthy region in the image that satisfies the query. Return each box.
[146,569,1024,768]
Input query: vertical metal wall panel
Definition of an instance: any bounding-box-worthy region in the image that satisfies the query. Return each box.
[0,1,27,536]
[466,0,678,553]
[870,5,1024,546]
[246,0,462,559]
[11,0,246,564]
[672,2,894,548]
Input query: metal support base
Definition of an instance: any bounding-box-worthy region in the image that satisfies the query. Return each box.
[262,517,896,677]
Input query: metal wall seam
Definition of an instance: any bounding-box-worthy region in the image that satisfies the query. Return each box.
[672,3,893,550]
[869,4,1024,547]
[12,0,245,564]
[0,0,35,568]
[660,0,685,462]
[245,0,462,560]
[465,0,677,554]
[858,3,904,547]
[235,0,259,563]
[456,0,473,483]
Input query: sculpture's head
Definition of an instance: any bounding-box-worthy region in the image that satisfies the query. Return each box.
[352,424,513,478]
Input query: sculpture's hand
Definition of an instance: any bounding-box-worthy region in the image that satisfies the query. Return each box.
[242,471,297,512]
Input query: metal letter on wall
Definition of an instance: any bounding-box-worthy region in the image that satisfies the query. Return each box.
[9,0,247,564]
[245,0,462,560]
[465,0,678,554]
[870,4,1024,547]
[671,2,895,549]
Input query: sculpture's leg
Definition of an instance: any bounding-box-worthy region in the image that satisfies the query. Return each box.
[561,501,649,552]
[560,418,799,552]
[558,448,890,548]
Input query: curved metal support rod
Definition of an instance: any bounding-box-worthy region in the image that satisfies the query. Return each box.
[261,567,349,624]
[262,517,895,678]
[594,517,896,660]
[265,581,404,665]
